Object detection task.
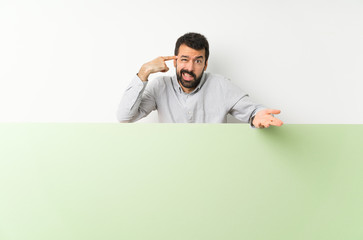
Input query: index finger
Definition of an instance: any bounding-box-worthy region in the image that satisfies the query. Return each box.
[162,56,178,61]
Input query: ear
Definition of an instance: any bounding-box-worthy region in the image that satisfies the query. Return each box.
[204,60,208,71]
[174,59,177,68]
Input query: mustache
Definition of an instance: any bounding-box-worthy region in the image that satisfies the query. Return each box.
[180,69,196,79]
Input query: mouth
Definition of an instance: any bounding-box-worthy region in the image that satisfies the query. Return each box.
[182,72,194,81]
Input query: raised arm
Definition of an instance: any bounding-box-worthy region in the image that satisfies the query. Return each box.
[116,56,177,123]
[137,56,178,81]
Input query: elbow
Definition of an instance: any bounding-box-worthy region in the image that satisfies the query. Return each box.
[116,111,132,123]
[117,115,132,123]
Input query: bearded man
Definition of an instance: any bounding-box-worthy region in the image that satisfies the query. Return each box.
[117,32,283,128]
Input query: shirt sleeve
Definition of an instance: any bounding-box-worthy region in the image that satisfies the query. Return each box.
[116,75,157,122]
[229,95,267,127]
[220,76,266,126]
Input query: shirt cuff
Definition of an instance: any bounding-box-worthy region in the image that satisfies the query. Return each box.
[135,74,148,86]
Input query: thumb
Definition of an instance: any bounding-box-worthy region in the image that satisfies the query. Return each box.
[161,66,169,73]
[265,109,281,115]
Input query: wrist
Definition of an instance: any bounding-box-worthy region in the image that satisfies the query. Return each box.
[251,115,256,127]
[138,65,151,82]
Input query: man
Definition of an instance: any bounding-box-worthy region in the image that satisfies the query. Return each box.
[117,32,283,128]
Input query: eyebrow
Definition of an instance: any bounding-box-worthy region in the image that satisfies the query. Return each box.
[181,55,204,60]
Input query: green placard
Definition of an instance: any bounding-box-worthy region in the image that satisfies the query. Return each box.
[0,124,362,240]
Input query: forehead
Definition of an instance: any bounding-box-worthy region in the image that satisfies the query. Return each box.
[178,44,205,58]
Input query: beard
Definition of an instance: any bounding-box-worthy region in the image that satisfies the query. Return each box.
[176,68,204,90]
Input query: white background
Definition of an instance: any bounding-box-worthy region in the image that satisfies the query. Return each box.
[1,0,362,123]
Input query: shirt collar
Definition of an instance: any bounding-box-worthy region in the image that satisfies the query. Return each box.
[172,72,207,95]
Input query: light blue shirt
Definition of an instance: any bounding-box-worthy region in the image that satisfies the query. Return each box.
[117,72,266,124]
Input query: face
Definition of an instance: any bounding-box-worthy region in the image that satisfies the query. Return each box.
[174,44,208,92]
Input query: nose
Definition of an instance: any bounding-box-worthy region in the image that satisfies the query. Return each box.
[184,60,195,72]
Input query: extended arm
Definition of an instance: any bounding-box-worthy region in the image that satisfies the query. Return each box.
[229,95,283,128]
[252,109,283,128]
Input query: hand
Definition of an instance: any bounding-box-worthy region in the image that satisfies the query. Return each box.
[138,56,178,81]
[252,109,283,128]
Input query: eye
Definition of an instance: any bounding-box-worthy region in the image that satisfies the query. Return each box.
[196,60,202,64]
[181,59,187,62]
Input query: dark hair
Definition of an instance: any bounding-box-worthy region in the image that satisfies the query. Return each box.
[174,32,210,62]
